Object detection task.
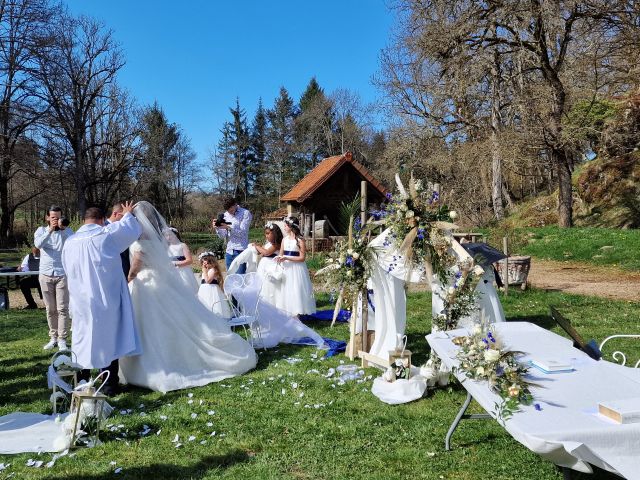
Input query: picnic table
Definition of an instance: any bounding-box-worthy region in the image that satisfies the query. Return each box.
[427,322,640,479]
[0,270,39,290]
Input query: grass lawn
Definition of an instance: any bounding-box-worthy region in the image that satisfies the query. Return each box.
[1,289,638,480]
[487,226,640,271]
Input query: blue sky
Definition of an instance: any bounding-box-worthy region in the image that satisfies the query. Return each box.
[65,1,394,167]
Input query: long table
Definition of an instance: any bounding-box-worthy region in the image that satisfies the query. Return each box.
[427,322,640,479]
[0,270,39,289]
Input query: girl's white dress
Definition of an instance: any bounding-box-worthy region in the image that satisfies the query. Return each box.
[256,242,285,310]
[280,237,316,315]
[198,269,232,319]
[168,242,199,293]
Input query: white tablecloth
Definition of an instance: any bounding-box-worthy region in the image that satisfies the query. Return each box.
[427,322,640,479]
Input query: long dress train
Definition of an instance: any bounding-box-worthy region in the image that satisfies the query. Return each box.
[119,201,256,393]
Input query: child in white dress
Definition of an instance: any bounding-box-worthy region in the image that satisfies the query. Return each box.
[197,252,232,319]
[253,222,284,309]
[165,227,199,293]
[276,216,316,316]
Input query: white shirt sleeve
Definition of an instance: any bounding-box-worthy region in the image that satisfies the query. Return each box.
[20,255,29,271]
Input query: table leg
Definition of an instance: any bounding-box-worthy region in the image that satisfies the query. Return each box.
[445,392,492,451]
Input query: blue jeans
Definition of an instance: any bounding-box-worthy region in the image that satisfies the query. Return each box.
[225,250,246,274]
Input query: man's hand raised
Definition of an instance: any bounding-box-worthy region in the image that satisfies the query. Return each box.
[121,201,135,215]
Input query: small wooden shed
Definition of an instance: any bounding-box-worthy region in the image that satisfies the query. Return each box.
[280,152,388,236]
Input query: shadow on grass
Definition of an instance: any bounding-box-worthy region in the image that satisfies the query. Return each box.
[44,450,252,480]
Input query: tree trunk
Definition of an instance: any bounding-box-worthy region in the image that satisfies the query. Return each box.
[554,148,573,227]
[490,29,504,220]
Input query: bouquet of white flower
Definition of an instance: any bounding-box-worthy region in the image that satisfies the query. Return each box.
[455,325,534,421]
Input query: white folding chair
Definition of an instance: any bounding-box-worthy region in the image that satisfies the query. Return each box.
[600,335,640,368]
[223,273,265,350]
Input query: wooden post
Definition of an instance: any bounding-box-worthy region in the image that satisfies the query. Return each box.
[360,181,367,227]
[287,203,293,217]
[503,236,509,296]
[311,213,316,256]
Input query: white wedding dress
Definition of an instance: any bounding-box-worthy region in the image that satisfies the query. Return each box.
[119,202,257,393]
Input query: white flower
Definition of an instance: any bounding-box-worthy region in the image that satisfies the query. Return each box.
[405,210,415,218]
[473,265,484,276]
[339,256,345,264]
[475,366,485,376]
[447,286,455,295]
[449,210,458,220]
[414,179,423,191]
[472,325,482,335]
[508,384,521,397]
[352,252,360,260]
[347,249,353,255]
[484,349,501,362]
[399,202,408,211]
[346,270,352,277]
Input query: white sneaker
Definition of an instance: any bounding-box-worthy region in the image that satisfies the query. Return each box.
[43,339,57,350]
[57,340,68,351]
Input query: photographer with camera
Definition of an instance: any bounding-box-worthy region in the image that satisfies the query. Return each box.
[213,196,252,274]
[34,205,73,351]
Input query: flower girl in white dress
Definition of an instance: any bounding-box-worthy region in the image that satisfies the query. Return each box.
[197,252,232,319]
[253,222,284,309]
[165,227,199,293]
[276,216,316,315]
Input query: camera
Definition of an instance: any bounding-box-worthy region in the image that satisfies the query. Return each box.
[214,213,231,227]
[54,217,69,231]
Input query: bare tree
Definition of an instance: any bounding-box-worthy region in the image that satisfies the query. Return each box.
[0,0,51,242]
[379,0,640,227]
[34,12,124,216]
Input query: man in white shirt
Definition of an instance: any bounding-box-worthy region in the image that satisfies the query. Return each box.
[17,247,41,309]
[62,203,141,396]
[34,206,73,351]
[214,197,252,274]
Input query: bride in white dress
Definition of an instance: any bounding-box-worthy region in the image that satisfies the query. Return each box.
[119,201,257,393]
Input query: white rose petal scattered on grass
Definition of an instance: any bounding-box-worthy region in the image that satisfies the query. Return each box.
[210,431,216,437]
[187,393,193,398]
[206,422,213,427]
[207,410,215,415]
[188,436,196,442]
[159,415,167,420]
[200,440,207,445]
[187,400,194,404]
[114,467,123,474]
[190,413,198,419]
[175,443,182,448]
[156,430,162,436]
[172,434,179,443]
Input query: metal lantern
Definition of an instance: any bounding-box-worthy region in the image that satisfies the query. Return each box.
[388,348,412,380]
[69,388,108,448]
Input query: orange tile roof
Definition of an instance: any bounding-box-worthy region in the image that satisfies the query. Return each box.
[280,152,388,203]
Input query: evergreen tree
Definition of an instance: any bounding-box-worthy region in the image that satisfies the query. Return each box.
[218,99,251,202]
[296,77,336,168]
[250,98,268,199]
[266,87,299,205]
[137,103,179,217]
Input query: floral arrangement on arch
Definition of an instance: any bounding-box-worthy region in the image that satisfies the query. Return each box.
[379,174,458,283]
[454,324,535,421]
[318,217,377,314]
[375,173,484,332]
